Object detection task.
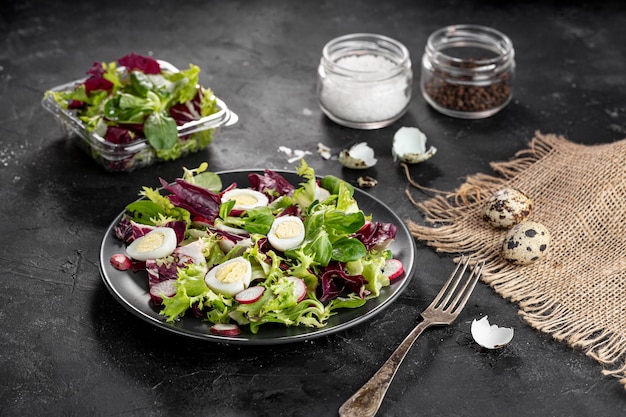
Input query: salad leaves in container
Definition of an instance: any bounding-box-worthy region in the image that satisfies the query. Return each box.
[42,52,237,172]
[109,161,406,336]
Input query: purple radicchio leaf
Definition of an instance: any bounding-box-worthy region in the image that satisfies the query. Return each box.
[319,267,369,302]
[160,178,222,222]
[248,170,296,197]
[169,90,203,125]
[83,62,114,94]
[114,215,134,243]
[117,52,161,74]
[354,221,398,251]
[104,126,136,144]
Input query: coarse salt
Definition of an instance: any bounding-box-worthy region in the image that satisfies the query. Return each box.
[336,54,397,73]
[319,54,411,125]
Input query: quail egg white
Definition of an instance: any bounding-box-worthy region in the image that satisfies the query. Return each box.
[267,215,305,252]
[214,220,249,236]
[204,257,252,296]
[482,187,533,229]
[339,142,377,169]
[502,221,551,265]
[221,188,269,211]
[391,126,437,164]
[126,227,177,261]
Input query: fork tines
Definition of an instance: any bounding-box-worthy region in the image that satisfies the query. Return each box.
[430,256,485,314]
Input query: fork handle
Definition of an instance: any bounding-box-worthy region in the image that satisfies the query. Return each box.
[338,320,432,417]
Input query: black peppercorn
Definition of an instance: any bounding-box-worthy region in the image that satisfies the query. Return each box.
[420,25,515,119]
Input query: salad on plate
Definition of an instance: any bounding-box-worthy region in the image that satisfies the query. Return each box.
[109,161,404,336]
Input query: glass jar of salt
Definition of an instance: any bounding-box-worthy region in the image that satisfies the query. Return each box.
[317,33,413,129]
[421,24,515,119]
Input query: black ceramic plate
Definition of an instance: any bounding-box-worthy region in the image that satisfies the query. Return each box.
[99,169,416,344]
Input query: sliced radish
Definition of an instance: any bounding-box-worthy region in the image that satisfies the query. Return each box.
[149,279,177,305]
[210,323,241,337]
[110,253,132,271]
[190,216,212,228]
[383,259,404,280]
[286,276,307,302]
[234,285,265,304]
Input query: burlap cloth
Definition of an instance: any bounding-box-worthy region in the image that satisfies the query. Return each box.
[405,132,626,388]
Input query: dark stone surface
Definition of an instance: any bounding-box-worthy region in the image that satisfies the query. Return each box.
[1,0,625,416]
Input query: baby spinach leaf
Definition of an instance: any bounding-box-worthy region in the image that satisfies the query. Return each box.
[144,112,178,150]
[331,237,367,262]
[104,93,153,123]
[129,71,153,98]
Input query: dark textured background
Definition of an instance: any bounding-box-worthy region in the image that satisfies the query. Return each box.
[1,1,625,415]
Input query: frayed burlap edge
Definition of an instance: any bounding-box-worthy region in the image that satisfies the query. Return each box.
[404,132,626,388]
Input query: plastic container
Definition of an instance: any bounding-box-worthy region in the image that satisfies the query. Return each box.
[42,60,238,172]
[420,24,515,119]
[317,33,413,129]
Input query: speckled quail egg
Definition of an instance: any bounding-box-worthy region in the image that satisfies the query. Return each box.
[502,221,551,265]
[339,142,377,169]
[221,188,269,211]
[482,188,533,229]
[392,126,437,164]
[204,257,252,296]
[267,215,306,252]
[126,227,177,261]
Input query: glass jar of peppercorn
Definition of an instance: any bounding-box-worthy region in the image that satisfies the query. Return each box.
[421,24,515,119]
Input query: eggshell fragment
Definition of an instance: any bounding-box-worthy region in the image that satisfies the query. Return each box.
[317,142,332,160]
[502,221,551,265]
[392,126,437,164]
[471,316,514,349]
[482,188,533,229]
[339,142,377,169]
[357,175,378,188]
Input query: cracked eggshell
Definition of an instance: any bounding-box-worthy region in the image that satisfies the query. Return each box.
[357,175,378,188]
[502,221,551,265]
[339,142,377,169]
[471,316,514,349]
[392,126,437,164]
[482,187,533,229]
[317,142,332,160]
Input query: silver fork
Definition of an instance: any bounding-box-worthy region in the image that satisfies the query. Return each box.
[338,256,485,417]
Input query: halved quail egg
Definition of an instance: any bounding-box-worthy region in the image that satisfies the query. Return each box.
[126,227,177,261]
[392,126,437,164]
[221,188,269,211]
[339,142,377,169]
[267,215,306,252]
[204,257,252,296]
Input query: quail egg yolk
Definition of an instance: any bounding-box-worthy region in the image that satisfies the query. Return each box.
[221,189,269,211]
[234,194,257,206]
[275,220,300,238]
[216,261,248,283]
[268,216,305,252]
[137,233,164,252]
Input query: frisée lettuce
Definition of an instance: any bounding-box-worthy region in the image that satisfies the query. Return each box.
[112,160,402,335]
